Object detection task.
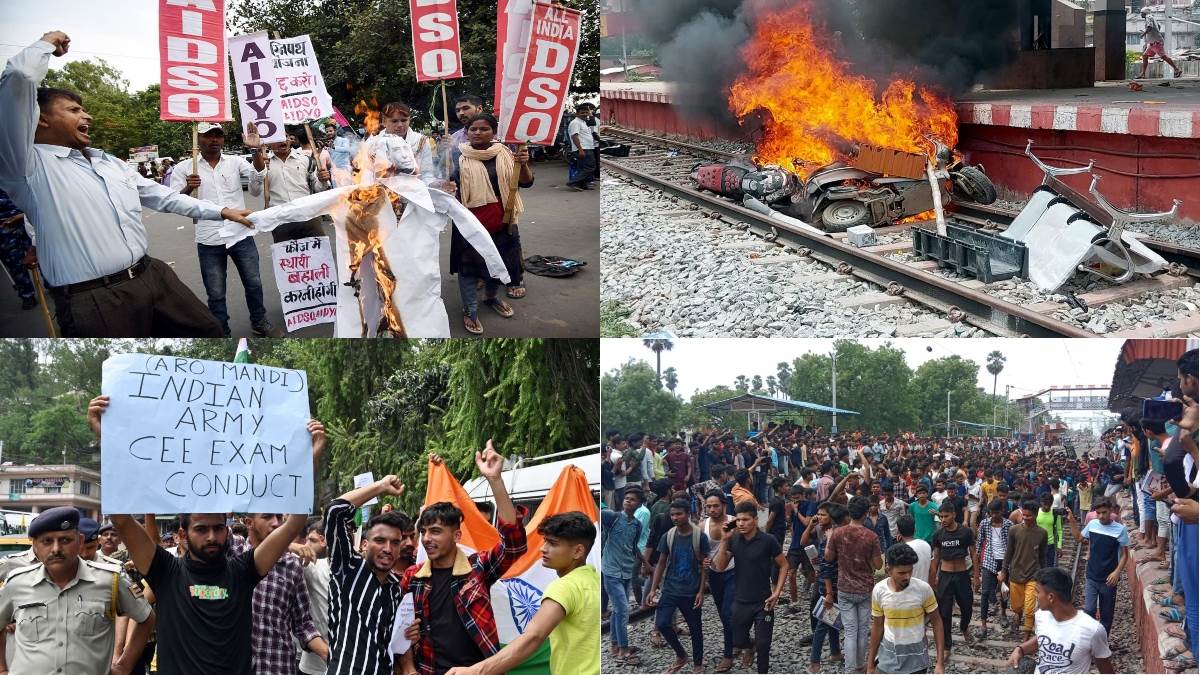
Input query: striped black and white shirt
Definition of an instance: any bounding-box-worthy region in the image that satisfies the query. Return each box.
[324,498,403,675]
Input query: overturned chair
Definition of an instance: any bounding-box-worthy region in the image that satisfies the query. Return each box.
[998,141,1179,291]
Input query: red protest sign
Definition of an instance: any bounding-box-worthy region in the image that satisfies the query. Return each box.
[158,0,231,121]
[499,2,582,145]
[409,0,464,82]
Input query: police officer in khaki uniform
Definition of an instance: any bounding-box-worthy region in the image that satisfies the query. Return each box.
[0,507,154,675]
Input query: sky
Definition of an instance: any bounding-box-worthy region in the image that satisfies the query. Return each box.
[600,339,1126,424]
[2,2,171,90]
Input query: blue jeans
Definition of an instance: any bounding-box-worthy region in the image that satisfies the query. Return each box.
[810,591,841,664]
[837,591,871,671]
[709,569,736,658]
[1180,521,1199,657]
[604,574,631,648]
[1083,577,1116,635]
[656,593,704,664]
[457,274,500,320]
[196,238,266,332]
[1043,543,1057,568]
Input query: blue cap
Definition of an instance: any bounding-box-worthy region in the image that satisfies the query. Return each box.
[79,517,101,542]
[28,507,79,539]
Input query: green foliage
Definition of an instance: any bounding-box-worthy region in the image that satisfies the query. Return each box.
[679,385,744,436]
[0,338,597,514]
[662,366,679,394]
[601,359,680,436]
[229,0,598,132]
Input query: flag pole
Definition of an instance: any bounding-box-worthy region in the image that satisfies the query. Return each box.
[440,79,453,177]
[28,262,56,337]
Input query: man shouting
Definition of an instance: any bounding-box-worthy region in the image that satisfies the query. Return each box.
[0,32,254,336]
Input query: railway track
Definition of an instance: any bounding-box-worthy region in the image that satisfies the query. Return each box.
[602,126,1200,338]
[604,516,1088,673]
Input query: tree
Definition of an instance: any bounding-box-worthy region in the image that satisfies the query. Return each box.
[910,356,989,436]
[734,375,749,393]
[766,375,778,397]
[776,362,792,397]
[642,338,673,380]
[986,350,1007,435]
[601,360,681,436]
[751,374,764,393]
[662,367,678,395]
[679,385,745,436]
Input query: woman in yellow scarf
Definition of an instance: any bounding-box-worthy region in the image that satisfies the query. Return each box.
[451,113,534,335]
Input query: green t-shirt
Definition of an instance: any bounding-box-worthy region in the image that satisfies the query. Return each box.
[543,564,600,675]
[909,499,939,543]
[1036,508,1063,546]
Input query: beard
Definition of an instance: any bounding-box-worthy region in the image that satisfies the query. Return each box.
[189,538,230,566]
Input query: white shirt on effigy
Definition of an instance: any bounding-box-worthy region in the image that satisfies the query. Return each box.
[379,128,439,185]
[169,154,264,245]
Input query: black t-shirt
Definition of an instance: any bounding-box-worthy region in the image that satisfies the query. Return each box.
[601,461,614,490]
[768,496,788,543]
[145,545,264,675]
[430,567,485,674]
[945,494,966,524]
[932,525,974,561]
[730,530,782,604]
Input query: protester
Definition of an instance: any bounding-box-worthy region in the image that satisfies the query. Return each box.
[450,113,531,334]
[702,489,738,672]
[929,501,976,649]
[825,495,882,671]
[866,542,946,674]
[1139,8,1184,79]
[1007,567,1114,673]
[602,487,648,665]
[566,103,596,191]
[1070,497,1128,635]
[263,125,331,242]
[975,498,1012,638]
[170,122,274,337]
[0,32,253,336]
[443,512,598,675]
[712,501,787,674]
[1005,500,1049,640]
[645,499,708,673]
[399,443,527,675]
[0,188,35,310]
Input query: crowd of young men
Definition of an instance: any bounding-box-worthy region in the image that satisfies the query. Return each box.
[601,348,1198,674]
[0,396,600,675]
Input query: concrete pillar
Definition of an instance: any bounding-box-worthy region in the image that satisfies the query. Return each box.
[1052,0,1086,48]
[1093,0,1128,80]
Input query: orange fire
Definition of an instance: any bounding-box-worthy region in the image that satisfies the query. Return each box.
[728,2,958,178]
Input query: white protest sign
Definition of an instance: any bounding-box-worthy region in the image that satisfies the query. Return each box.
[100,353,313,514]
[271,236,337,332]
[270,35,334,124]
[229,31,286,144]
[389,595,417,655]
[353,472,379,506]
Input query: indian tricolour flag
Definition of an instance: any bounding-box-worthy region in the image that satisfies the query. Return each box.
[421,459,600,675]
[234,338,252,363]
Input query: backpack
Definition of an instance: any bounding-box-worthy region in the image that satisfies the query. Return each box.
[665,525,702,562]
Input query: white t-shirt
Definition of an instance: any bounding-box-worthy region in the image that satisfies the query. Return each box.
[567,117,596,150]
[904,538,932,584]
[1033,609,1111,674]
[931,490,947,508]
[610,449,626,489]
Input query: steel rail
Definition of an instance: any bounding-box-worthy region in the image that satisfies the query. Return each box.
[602,157,1094,338]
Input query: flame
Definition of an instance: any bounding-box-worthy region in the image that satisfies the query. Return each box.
[337,98,407,336]
[728,2,958,178]
[898,209,936,224]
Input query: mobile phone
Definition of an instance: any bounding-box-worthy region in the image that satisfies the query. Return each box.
[723,520,736,532]
[1142,398,1184,423]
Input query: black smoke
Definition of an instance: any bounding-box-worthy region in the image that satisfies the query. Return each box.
[628,0,1021,126]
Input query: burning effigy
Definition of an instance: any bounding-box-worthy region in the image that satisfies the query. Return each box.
[219,115,509,337]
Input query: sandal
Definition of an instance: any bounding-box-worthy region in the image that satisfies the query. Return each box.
[1151,576,1172,585]
[713,657,733,673]
[483,297,514,318]
[1165,624,1188,640]
[506,285,526,299]
[650,632,665,648]
[667,657,688,674]
[463,314,483,335]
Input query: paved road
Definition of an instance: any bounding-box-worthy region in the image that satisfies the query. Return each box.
[0,159,598,338]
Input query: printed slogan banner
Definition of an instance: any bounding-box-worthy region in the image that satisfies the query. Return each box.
[100,354,314,514]
[499,3,582,145]
[159,0,232,121]
[271,236,337,332]
[229,32,286,144]
[495,0,535,122]
[409,0,464,82]
[270,35,334,124]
